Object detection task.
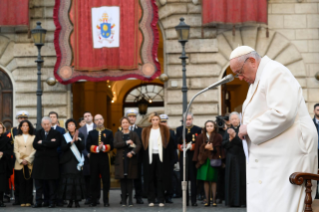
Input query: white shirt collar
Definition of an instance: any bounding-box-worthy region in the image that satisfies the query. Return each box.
[52,124,57,130]
[316,118,319,124]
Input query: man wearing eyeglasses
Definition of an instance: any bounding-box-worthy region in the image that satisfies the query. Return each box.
[229,46,318,212]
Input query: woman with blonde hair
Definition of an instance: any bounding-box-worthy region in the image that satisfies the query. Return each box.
[141,113,173,207]
[0,122,13,207]
[14,120,36,207]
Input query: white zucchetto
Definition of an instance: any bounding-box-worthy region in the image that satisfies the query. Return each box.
[229,46,255,60]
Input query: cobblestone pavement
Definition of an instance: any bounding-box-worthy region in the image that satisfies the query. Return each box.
[3,189,247,212]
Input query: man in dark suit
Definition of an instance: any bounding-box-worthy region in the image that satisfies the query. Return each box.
[32,117,62,208]
[78,111,99,205]
[126,109,144,204]
[160,114,178,204]
[176,113,202,206]
[313,103,319,199]
[47,111,65,207]
[86,114,114,207]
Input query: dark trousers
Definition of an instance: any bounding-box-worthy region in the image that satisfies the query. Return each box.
[121,178,133,204]
[43,181,50,204]
[134,161,143,199]
[16,167,33,204]
[184,163,197,204]
[148,154,164,203]
[84,175,101,201]
[165,163,175,199]
[90,162,110,204]
[35,179,56,205]
[14,169,20,202]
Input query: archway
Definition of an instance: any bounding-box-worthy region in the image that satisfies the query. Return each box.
[0,68,13,130]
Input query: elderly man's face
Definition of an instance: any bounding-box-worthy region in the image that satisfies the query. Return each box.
[230,57,258,84]
[230,114,240,127]
[42,120,52,132]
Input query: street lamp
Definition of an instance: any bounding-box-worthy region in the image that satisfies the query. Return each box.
[175,17,190,113]
[31,22,47,130]
[175,17,190,212]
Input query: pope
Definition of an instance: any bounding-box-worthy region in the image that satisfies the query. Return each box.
[229,46,318,212]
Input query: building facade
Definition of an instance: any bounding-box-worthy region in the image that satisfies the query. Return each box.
[0,0,318,131]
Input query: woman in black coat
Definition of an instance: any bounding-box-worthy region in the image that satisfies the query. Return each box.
[57,119,86,208]
[0,122,13,207]
[222,112,246,207]
[114,117,141,207]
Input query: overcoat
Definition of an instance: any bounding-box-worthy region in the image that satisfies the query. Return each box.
[243,56,318,212]
[0,133,13,191]
[14,135,36,170]
[113,131,141,179]
[141,124,173,192]
[32,129,62,180]
[78,124,96,175]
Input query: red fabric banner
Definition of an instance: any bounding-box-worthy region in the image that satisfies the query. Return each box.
[0,0,29,26]
[74,0,139,71]
[202,0,267,25]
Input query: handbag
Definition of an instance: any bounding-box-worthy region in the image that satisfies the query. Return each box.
[210,158,222,167]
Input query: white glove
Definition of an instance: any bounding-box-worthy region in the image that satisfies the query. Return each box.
[186,142,192,150]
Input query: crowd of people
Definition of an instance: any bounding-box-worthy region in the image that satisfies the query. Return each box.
[0,109,249,208]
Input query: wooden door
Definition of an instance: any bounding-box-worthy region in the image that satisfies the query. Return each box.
[0,69,13,130]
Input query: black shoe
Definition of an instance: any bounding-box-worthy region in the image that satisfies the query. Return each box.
[104,203,110,207]
[0,201,6,207]
[48,204,55,208]
[165,198,173,203]
[32,203,42,208]
[75,201,80,208]
[154,199,159,204]
[89,203,97,207]
[12,201,20,205]
[192,203,198,206]
[84,199,91,205]
[63,200,68,205]
[67,201,73,208]
[56,202,64,207]
[42,203,49,207]
[96,201,100,205]
[136,197,144,204]
[3,195,10,203]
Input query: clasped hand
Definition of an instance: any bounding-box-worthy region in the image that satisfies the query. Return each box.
[227,128,236,141]
[205,142,214,151]
[21,159,28,166]
[70,130,79,144]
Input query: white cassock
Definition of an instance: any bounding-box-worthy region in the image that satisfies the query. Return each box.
[243,56,318,212]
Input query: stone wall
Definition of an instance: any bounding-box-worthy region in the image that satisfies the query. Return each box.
[267,0,319,117]
[0,0,70,127]
[159,0,319,128]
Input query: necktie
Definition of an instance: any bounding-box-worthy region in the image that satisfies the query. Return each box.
[45,132,48,139]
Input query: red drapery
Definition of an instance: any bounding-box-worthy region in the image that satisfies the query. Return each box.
[202,0,267,25]
[0,0,29,26]
[74,0,139,71]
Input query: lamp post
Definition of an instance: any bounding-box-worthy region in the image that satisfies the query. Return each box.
[175,17,190,113]
[175,17,190,212]
[31,22,47,130]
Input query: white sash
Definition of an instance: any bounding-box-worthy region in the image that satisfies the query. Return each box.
[63,133,85,171]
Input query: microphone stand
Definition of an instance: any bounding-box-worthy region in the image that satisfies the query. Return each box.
[181,74,234,212]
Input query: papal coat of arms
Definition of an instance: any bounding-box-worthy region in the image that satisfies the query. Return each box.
[91,7,120,48]
[96,13,115,42]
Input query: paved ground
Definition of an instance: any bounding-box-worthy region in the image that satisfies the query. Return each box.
[3,189,247,212]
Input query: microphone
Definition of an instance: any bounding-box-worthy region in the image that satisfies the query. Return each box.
[206,74,234,90]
